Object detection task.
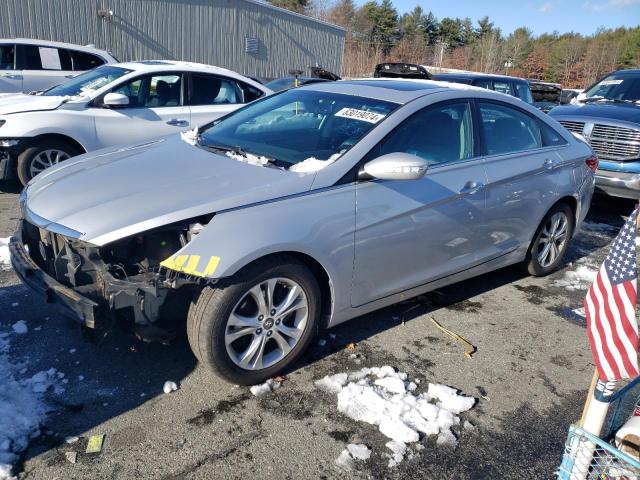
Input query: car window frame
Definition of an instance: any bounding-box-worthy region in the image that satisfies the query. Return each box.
[68,49,106,71]
[96,71,186,109]
[0,43,17,70]
[186,72,260,106]
[475,98,565,157]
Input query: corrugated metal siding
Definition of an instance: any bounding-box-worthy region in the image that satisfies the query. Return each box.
[1,0,345,78]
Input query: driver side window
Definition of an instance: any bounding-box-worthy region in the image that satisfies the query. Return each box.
[110,73,183,108]
[379,101,474,166]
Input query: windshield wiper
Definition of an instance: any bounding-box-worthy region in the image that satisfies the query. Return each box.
[201,144,281,168]
[582,97,638,105]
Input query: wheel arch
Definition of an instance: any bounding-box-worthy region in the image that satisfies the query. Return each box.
[21,133,87,155]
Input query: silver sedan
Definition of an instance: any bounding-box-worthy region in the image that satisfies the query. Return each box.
[11,79,596,384]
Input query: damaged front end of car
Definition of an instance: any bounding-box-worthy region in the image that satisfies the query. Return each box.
[10,214,214,341]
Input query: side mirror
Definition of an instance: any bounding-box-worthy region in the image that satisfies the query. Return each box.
[362,153,428,181]
[102,92,129,108]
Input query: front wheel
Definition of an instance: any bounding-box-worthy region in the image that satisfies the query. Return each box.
[523,203,574,276]
[187,256,320,385]
[17,139,81,185]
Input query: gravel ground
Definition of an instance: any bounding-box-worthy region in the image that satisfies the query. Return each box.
[0,180,636,480]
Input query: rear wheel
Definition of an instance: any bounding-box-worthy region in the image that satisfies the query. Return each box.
[187,256,320,385]
[523,203,574,276]
[17,139,81,185]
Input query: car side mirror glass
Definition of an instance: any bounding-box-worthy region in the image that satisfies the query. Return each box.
[102,92,129,108]
[362,153,428,181]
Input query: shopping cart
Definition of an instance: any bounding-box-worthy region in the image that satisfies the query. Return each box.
[558,376,640,479]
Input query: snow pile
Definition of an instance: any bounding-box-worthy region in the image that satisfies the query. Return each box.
[0,334,61,478]
[335,443,371,470]
[0,238,10,271]
[180,127,199,146]
[249,378,282,396]
[163,381,178,394]
[316,366,475,468]
[11,321,27,335]
[552,265,598,291]
[225,150,271,167]
[289,152,342,173]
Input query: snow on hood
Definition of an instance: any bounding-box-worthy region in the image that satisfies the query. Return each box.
[180,126,199,146]
[0,94,73,116]
[24,135,315,246]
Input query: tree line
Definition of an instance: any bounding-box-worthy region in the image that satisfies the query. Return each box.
[268,0,640,88]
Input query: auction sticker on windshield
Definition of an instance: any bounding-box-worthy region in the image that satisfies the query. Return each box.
[600,80,624,86]
[335,108,386,124]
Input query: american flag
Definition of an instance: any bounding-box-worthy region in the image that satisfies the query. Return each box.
[585,207,639,381]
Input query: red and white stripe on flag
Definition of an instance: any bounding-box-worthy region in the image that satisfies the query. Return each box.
[585,208,639,381]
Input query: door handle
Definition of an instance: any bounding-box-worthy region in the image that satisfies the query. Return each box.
[459,181,485,196]
[1,73,21,79]
[166,118,189,126]
[543,158,557,170]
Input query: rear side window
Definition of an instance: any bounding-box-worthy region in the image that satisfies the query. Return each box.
[70,50,105,71]
[493,81,514,96]
[190,74,245,105]
[479,102,542,155]
[539,121,568,147]
[474,79,492,89]
[0,44,15,70]
[18,45,72,70]
[514,82,534,104]
[379,101,474,166]
[241,82,264,103]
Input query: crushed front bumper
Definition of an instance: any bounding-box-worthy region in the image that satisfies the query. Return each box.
[9,228,99,327]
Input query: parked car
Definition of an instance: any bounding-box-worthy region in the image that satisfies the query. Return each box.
[11,79,595,384]
[549,69,640,199]
[432,72,534,105]
[0,38,117,93]
[265,66,340,92]
[374,62,432,80]
[528,80,562,113]
[562,88,583,105]
[0,60,271,184]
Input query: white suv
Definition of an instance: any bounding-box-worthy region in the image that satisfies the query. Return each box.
[0,38,117,93]
[0,60,272,184]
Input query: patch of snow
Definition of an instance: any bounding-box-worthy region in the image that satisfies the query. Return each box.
[347,443,371,460]
[179,127,199,146]
[249,378,281,396]
[289,152,342,173]
[0,334,61,477]
[553,265,598,291]
[318,366,475,468]
[163,381,178,394]
[225,150,270,167]
[11,321,27,335]
[0,238,11,271]
[335,449,354,470]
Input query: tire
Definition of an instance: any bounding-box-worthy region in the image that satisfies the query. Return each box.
[523,203,574,276]
[17,139,82,185]
[187,255,321,385]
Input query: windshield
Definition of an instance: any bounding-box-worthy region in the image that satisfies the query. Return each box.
[199,89,398,169]
[44,65,132,97]
[583,71,640,103]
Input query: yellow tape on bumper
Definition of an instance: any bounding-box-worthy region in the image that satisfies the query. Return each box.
[160,254,220,278]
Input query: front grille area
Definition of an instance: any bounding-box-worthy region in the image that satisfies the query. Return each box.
[559,120,640,161]
[559,120,585,135]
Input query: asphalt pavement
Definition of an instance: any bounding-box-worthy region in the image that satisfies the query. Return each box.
[0,180,636,480]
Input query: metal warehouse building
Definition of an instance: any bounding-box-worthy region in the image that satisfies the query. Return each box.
[1,0,345,78]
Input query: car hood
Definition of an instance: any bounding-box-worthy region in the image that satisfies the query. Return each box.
[549,102,640,124]
[0,94,68,115]
[24,136,314,246]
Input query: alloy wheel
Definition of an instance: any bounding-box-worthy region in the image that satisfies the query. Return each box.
[536,211,569,268]
[225,277,308,370]
[29,149,70,178]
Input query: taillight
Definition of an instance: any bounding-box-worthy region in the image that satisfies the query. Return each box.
[586,155,598,172]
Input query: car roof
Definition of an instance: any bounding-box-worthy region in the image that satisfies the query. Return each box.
[0,38,115,59]
[114,60,249,77]
[433,72,529,83]
[299,78,489,104]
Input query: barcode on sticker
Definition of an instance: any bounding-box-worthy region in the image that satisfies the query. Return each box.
[335,108,386,124]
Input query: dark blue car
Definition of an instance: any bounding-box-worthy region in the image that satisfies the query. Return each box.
[549,69,640,199]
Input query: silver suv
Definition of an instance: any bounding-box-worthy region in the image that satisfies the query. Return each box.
[11,79,596,384]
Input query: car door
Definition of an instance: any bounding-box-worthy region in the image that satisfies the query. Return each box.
[352,100,491,307]
[188,73,262,126]
[18,44,74,92]
[479,100,563,256]
[92,72,191,148]
[0,43,21,92]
